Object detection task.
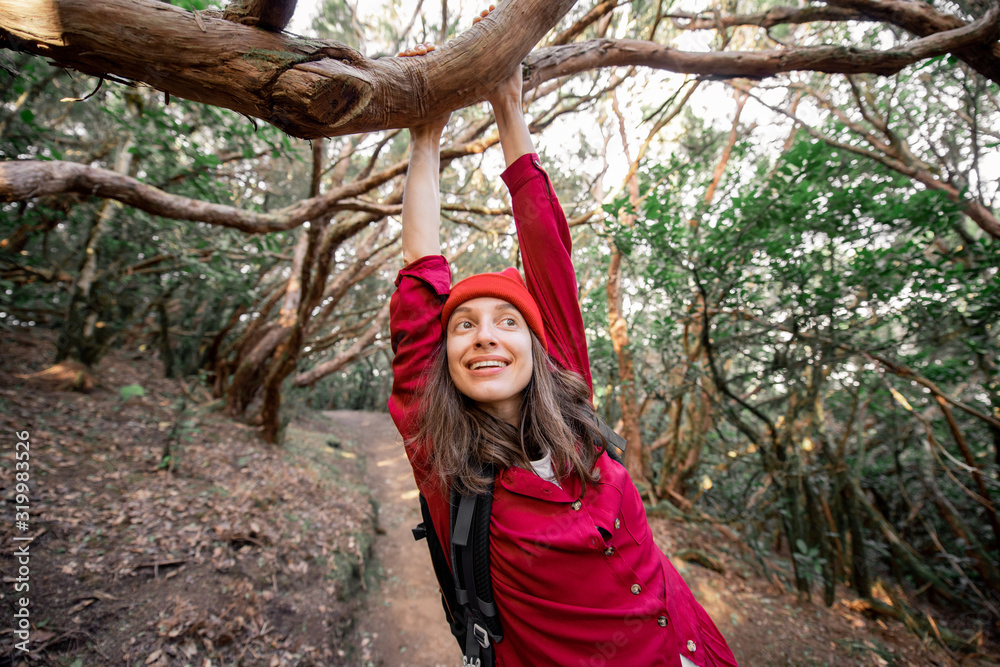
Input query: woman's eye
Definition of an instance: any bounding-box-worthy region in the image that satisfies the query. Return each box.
[503,317,516,326]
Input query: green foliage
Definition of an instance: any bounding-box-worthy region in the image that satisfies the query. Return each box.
[165,0,223,10]
[0,59,304,369]
[119,384,146,400]
[621,132,998,604]
[793,538,826,583]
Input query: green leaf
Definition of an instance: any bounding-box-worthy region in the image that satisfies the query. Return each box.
[119,384,146,400]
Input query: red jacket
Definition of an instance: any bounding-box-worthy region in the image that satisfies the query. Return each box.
[389,153,738,667]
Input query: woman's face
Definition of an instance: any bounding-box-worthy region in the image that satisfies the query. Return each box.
[446,297,534,426]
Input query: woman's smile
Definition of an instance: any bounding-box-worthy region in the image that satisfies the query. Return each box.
[466,355,511,373]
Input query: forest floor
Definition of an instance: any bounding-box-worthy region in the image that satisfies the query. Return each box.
[0,329,989,666]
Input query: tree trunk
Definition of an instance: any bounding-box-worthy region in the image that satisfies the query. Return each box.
[56,133,135,365]
[156,295,174,378]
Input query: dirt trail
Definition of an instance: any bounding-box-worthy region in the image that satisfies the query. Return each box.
[326,410,459,667]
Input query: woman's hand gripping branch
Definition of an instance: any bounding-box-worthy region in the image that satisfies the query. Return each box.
[399,5,532,264]
[399,5,531,170]
[486,67,534,168]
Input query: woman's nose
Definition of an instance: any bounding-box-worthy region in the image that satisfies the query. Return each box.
[474,322,498,347]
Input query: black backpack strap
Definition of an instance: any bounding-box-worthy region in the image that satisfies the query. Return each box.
[450,464,501,667]
[413,493,465,643]
[412,465,502,667]
[594,413,627,464]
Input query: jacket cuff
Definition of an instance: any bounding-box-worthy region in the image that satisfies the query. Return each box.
[501,152,545,197]
[394,254,452,295]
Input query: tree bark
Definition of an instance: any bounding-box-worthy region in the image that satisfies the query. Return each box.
[55,133,135,365]
[606,90,647,485]
[223,0,297,31]
[0,0,577,138]
[2,0,997,140]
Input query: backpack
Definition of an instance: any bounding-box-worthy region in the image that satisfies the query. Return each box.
[412,417,627,667]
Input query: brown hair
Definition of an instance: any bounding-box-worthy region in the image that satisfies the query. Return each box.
[413,331,606,495]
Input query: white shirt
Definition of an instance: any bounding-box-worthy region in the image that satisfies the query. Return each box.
[528,451,560,487]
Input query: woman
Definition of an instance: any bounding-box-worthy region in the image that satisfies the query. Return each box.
[388,21,737,667]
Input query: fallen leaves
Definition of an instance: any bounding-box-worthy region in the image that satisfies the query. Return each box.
[0,332,374,665]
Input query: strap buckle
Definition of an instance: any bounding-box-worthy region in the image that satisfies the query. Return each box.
[411,522,427,541]
[473,623,490,649]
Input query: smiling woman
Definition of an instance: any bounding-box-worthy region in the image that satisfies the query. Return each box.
[384,9,737,667]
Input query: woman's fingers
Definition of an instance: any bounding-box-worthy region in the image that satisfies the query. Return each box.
[403,5,495,54]
[472,5,496,24]
[400,4,495,56]
[397,42,437,57]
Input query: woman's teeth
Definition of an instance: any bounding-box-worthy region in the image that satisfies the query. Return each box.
[470,360,509,370]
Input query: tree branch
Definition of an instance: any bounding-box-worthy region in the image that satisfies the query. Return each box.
[548,0,618,46]
[293,301,390,386]
[667,6,868,31]
[732,80,1000,238]
[824,0,1000,84]
[3,0,997,140]
[0,157,407,233]
[0,122,513,231]
[0,0,578,138]
[222,0,298,31]
[527,3,1000,85]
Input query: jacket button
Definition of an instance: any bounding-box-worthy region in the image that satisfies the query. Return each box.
[687,640,697,653]
[571,500,582,511]
[630,584,641,595]
[657,616,668,627]
[614,518,621,529]
[603,546,615,556]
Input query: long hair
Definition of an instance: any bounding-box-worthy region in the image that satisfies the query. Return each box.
[413,331,606,495]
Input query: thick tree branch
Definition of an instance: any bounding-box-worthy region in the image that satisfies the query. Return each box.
[527,4,1000,85]
[0,125,508,230]
[2,0,997,140]
[0,0,577,138]
[823,0,1000,84]
[222,0,298,32]
[0,158,407,233]
[670,0,1000,83]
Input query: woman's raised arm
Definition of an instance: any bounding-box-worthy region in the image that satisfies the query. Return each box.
[486,66,594,392]
[401,112,450,265]
[486,69,534,168]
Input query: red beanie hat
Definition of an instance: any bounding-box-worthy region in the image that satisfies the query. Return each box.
[441,267,548,350]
